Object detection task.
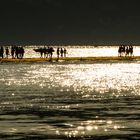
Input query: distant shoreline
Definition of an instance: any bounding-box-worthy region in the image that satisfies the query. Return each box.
[0,56,139,63]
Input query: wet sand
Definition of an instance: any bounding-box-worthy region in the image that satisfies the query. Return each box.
[0,56,139,63]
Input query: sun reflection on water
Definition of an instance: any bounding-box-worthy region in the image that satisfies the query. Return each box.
[0,62,140,138]
[2,63,140,97]
[52,119,126,138]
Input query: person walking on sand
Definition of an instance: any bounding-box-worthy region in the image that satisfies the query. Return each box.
[11,45,15,59]
[60,48,63,57]
[64,48,67,57]
[57,47,60,58]
[0,46,4,58]
[50,47,54,58]
[15,46,19,58]
[20,46,25,59]
[5,47,9,58]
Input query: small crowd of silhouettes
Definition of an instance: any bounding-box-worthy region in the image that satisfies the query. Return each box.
[0,45,134,59]
[0,46,67,59]
[56,48,67,58]
[34,46,67,58]
[34,46,55,58]
[0,46,25,59]
[118,45,133,57]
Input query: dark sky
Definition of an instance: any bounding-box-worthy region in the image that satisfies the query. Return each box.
[0,0,140,45]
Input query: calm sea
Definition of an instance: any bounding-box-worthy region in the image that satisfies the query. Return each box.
[0,46,140,139]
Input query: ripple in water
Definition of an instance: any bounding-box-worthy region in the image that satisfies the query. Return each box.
[0,61,140,139]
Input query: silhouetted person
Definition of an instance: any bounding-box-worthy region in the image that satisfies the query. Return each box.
[11,45,15,59]
[129,46,133,56]
[43,46,47,58]
[40,48,43,58]
[15,46,19,58]
[0,46,4,58]
[125,46,129,56]
[20,46,25,58]
[57,47,60,58]
[118,45,126,57]
[118,46,122,57]
[50,47,54,58]
[46,47,49,58]
[64,48,67,57]
[46,47,50,58]
[5,47,9,58]
[60,48,63,57]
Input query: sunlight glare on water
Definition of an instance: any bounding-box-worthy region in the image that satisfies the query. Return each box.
[21,63,140,97]
[0,46,140,139]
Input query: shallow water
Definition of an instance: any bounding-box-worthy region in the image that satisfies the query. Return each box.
[0,60,140,139]
[4,46,140,58]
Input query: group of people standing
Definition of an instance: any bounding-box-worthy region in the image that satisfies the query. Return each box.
[34,47,67,58]
[0,46,11,58]
[0,45,135,59]
[34,46,55,58]
[0,46,25,59]
[118,45,133,57]
[11,45,25,59]
[56,48,67,58]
